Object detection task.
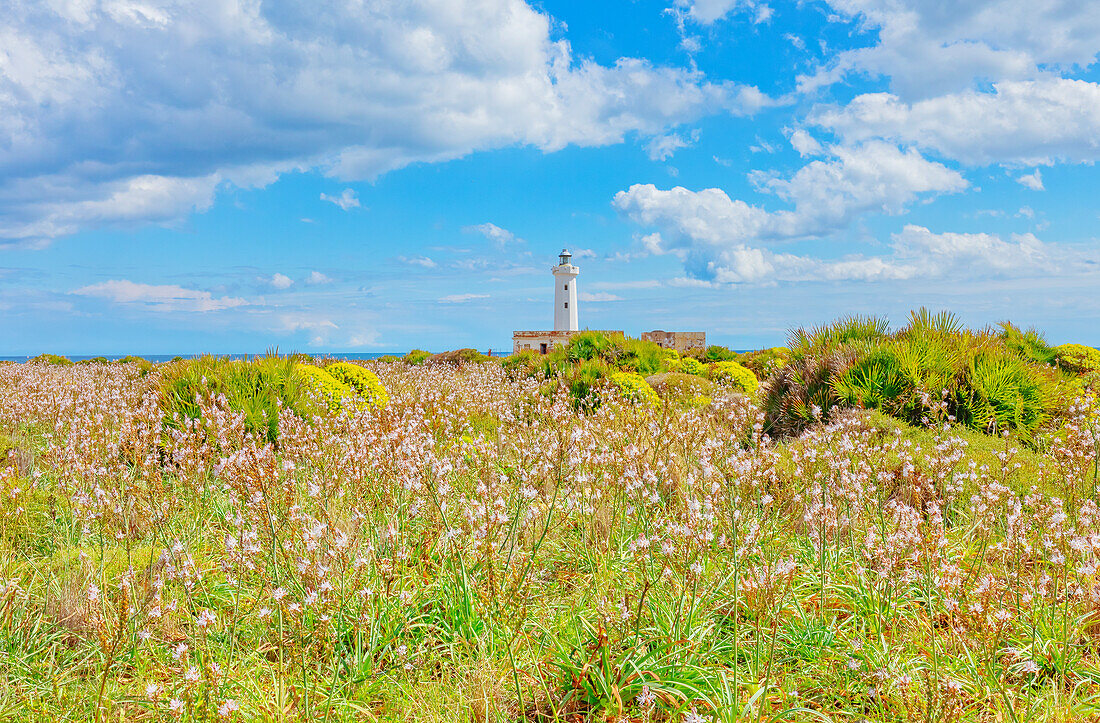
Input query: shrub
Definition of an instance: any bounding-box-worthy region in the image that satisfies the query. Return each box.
[764,350,854,436]
[703,344,738,362]
[608,372,658,406]
[710,361,759,394]
[427,348,489,366]
[999,322,1058,366]
[501,349,541,379]
[617,337,673,376]
[76,357,109,365]
[1055,343,1100,374]
[161,355,318,443]
[959,350,1052,438]
[739,347,789,379]
[404,349,431,366]
[29,354,73,366]
[566,331,620,363]
[566,359,613,411]
[115,355,155,375]
[376,355,400,364]
[645,372,715,405]
[324,362,388,409]
[672,357,704,375]
[831,344,908,413]
[296,364,355,413]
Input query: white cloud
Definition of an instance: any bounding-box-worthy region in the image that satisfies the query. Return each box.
[1017,169,1044,190]
[306,271,332,284]
[400,255,438,268]
[269,273,294,289]
[277,314,340,346]
[645,130,699,161]
[613,142,966,252]
[674,0,754,24]
[578,292,622,302]
[2,0,771,246]
[73,280,246,312]
[320,189,360,211]
[802,0,1100,99]
[812,79,1100,166]
[439,293,490,303]
[788,129,823,157]
[464,222,521,245]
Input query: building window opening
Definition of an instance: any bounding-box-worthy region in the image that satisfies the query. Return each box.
[564,302,568,308]
[564,284,568,290]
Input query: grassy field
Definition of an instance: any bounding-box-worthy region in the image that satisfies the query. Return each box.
[1,352,1099,721]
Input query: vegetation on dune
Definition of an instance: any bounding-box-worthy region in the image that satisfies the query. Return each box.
[764,309,1077,441]
[3,317,1100,721]
[28,353,74,365]
[737,346,789,378]
[709,360,759,394]
[160,354,319,443]
[1056,342,1100,374]
[322,361,389,409]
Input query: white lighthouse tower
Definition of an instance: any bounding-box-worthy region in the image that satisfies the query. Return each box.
[552,249,579,331]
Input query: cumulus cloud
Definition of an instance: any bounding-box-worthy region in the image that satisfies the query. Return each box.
[439,293,490,303]
[320,189,360,210]
[578,292,622,301]
[801,0,1100,99]
[269,273,294,289]
[613,142,966,254]
[812,79,1100,166]
[306,271,332,284]
[1017,170,1045,190]
[464,223,521,245]
[72,280,247,312]
[2,0,771,246]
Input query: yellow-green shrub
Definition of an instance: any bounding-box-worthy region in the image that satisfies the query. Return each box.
[296,364,354,413]
[324,362,388,408]
[608,372,659,405]
[671,357,704,375]
[1056,343,1100,374]
[711,361,759,394]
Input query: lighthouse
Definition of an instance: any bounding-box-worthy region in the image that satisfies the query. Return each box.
[511,250,622,354]
[553,249,579,331]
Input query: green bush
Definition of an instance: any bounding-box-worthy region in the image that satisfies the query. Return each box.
[161,355,318,443]
[764,309,1064,439]
[1055,343,1100,374]
[296,364,355,413]
[427,349,489,365]
[404,349,431,366]
[76,357,109,365]
[501,349,541,379]
[703,345,738,362]
[115,355,154,375]
[324,362,389,408]
[566,359,613,411]
[608,372,658,406]
[960,350,1052,438]
[566,331,620,363]
[710,361,759,394]
[29,354,73,366]
[999,322,1058,366]
[739,347,789,379]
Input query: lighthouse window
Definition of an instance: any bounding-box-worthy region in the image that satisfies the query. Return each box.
[564,284,568,290]
[564,302,568,308]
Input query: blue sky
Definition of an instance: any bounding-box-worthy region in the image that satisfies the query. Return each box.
[2,0,1098,354]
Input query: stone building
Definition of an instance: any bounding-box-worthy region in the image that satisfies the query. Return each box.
[641,329,706,353]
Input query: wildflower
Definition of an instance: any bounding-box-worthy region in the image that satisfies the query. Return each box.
[196,609,217,629]
[636,685,656,707]
[168,699,185,715]
[272,587,287,602]
[172,643,188,661]
[1021,661,1040,674]
[145,682,161,698]
[217,699,239,718]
